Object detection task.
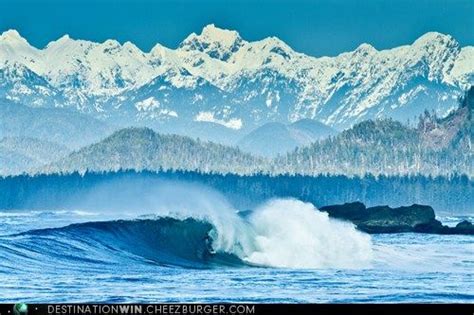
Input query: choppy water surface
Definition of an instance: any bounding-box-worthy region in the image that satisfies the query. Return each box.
[0,202,472,303]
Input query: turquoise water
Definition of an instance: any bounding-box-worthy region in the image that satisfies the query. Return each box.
[0,207,472,303]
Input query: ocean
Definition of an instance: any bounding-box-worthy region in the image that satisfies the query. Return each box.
[0,197,472,303]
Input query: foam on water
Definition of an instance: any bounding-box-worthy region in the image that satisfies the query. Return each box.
[0,179,472,302]
[115,182,374,269]
[0,180,373,269]
[239,199,373,268]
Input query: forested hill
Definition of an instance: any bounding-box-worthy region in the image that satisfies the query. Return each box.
[420,84,473,152]
[276,87,473,177]
[38,88,473,178]
[42,128,266,175]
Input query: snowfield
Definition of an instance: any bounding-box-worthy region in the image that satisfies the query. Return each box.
[0,24,473,130]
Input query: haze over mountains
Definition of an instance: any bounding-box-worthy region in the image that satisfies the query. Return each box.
[43,128,264,175]
[0,137,69,175]
[39,88,473,178]
[237,120,337,157]
[0,25,473,176]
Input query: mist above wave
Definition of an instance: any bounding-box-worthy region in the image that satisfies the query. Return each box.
[2,179,373,269]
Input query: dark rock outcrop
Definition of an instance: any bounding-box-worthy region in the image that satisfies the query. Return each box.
[454,220,474,233]
[320,202,474,235]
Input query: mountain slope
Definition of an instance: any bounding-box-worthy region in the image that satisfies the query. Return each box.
[419,86,473,151]
[237,119,337,157]
[277,88,474,177]
[0,99,112,148]
[0,137,70,175]
[40,87,472,178]
[43,127,266,175]
[0,26,472,131]
[290,119,338,142]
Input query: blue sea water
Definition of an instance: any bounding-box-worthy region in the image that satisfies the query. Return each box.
[0,204,472,303]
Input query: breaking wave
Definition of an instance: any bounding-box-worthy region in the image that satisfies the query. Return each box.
[1,198,373,269]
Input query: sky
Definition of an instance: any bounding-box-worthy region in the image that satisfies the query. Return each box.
[0,0,473,57]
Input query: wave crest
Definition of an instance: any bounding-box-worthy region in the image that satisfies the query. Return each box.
[8,198,373,269]
[242,199,373,268]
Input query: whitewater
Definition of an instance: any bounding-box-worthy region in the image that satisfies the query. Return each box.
[0,181,472,302]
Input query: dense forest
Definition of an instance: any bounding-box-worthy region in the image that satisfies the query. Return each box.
[41,128,266,175]
[34,87,473,178]
[0,170,472,214]
[277,87,473,177]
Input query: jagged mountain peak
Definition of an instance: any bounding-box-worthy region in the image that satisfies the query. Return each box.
[44,35,146,57]
[149,42,171,57]
[412,31,457,47]
[123,41,141,51]
[407,32,461,82]
[410,32,460,61]
[53,34,72,43]
[354,43,377,54]
[257,36,294,53]
[102,38,121,47]
[44,34,95,54]
[201,24,242,42]
[0,27,472,131]
[179,24,246,61]
[100,39,145,56]
[0,29,37,64]
[0,29,28,45]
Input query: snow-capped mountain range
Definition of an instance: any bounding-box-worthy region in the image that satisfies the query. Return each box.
[0,24,473,131]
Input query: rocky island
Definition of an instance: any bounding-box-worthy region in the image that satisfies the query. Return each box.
[320,202,474,235]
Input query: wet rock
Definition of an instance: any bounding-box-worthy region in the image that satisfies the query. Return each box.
[320,202,474,235]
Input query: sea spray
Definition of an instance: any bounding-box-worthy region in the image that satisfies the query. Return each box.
[10,178,374,269]
[239,199,373,268]
[83,179,373,268]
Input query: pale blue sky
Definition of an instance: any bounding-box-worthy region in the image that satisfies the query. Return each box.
[1,0,473,56]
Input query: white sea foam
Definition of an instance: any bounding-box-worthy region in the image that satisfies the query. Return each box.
[55,178,374,269]
[239,199,373,268]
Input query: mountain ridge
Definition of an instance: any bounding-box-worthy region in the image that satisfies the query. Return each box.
[237,119,337,157]
[1,26,472,131]
[0,137,70,175]
[278,88,473,177]
[39,88,473,178]
[42,127,266,175]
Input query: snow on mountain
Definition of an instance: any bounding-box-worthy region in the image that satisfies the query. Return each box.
[0,30,41,68]
[0,62,60,107]
[41,35,158,103]
[179,24,246,61]
[449,46,474,88]
[0,26,473,131]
